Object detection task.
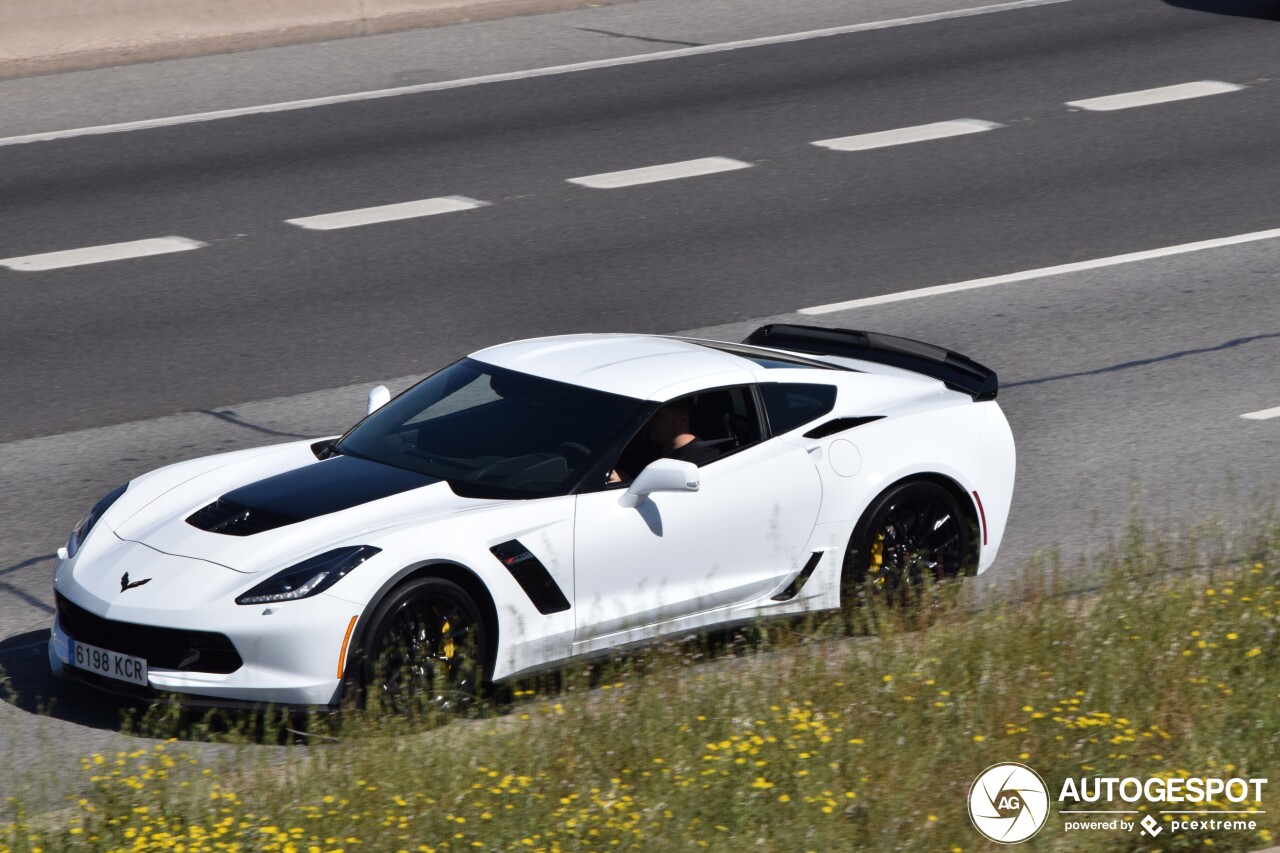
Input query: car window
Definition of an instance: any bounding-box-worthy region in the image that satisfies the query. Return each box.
[338,359,645,499]
[402,371,500,425]
[607,386,764,485]
[760,383,838,435]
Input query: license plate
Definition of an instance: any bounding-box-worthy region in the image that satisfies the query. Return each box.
[68,639,148,687]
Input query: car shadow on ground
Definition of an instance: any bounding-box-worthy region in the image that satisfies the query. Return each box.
[0,629,148,731]
[0,630,304,743]
[0,621,812,745]
[1162,0,1280,20]
[1004,331,1280,389]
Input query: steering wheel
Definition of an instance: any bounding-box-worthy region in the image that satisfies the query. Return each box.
[557,442,592,467]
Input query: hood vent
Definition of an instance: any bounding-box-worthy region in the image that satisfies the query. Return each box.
[186,499,300,537]
[186,456,441,536]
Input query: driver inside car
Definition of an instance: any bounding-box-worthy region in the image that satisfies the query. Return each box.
[607,398,721,484]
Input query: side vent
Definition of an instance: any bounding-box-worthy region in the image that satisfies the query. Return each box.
[490,539,571,615]
[186,500,300,536]
[771,551,824,602]
[803,416,884,439]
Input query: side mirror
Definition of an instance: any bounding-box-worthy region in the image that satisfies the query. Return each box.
[367,385,391,415]
[619,458,700,508]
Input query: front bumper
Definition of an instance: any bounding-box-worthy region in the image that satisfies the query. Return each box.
[50,588,364,708]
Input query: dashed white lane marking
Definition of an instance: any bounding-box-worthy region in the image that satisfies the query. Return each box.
[1241,406,1280,421]
[0,0,1071,148]
[285,196,488,230]
[0,236,206,272]
[799,226,1280,314]
[1066,81,1243,112]
[812,119,1001,151]
[568,157,752,189]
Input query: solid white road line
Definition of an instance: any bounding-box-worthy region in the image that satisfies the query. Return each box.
[285,196,487,230]
[1066,81,1242,112]
[0,237,206,272]
[0,0,1071,148]
[812,119,1001,151]
[799,226,1280,314]
[568,157,752,189]
[1240,407,1280,421]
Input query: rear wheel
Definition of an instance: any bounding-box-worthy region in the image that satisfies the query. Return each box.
[357,577,486,716]
[843,481,974,608]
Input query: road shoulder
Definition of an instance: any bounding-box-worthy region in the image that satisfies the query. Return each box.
[0,0,1040,134]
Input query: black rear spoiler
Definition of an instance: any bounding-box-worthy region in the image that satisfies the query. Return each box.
[743,324,998,401]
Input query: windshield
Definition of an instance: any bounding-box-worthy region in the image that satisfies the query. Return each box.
[337,358,645,499]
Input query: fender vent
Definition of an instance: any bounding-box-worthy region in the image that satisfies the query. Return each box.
[490,539,571,615]
[186,499,299,536]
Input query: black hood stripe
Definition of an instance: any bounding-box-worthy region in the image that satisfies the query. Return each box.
[187,455,440,535]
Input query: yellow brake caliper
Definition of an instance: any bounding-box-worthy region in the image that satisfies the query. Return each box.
[441,619,455,660]
[870,532,886,588]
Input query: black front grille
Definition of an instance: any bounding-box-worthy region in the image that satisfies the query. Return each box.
[186,499,299,536]
[57,594,243,674]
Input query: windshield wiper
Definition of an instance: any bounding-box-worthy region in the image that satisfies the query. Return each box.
[311,439,343,460]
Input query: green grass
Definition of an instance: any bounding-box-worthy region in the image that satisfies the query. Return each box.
[3,518,1278,853]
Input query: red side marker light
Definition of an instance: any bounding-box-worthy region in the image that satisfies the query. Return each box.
[972,490,988,546]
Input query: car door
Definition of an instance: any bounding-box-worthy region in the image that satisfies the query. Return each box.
[571,385,821,646]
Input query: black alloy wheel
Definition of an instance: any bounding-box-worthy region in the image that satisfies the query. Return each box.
[359,577,486,716]
[843,481,975,607]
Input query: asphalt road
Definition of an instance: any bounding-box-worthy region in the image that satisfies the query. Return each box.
[0,0,1277,815]
[1,0,1279,440]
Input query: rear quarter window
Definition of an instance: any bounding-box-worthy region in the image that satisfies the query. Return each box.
[760,383,838,435]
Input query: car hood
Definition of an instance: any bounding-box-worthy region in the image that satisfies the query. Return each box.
[111,440,498,573]
[63,539,249,615]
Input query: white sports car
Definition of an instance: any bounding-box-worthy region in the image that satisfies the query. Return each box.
[49,324,1015,710]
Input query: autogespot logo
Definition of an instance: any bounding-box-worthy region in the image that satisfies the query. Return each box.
[969,763,1051,844]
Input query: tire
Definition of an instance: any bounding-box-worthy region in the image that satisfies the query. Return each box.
[842,480,975,608]
[355,576,487,716]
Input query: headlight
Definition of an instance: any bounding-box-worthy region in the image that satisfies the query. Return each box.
[235,546,381,605]
[66,484,128,559]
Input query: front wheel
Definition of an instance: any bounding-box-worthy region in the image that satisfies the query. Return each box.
[842,481,975,608]
[355,576,487,716]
